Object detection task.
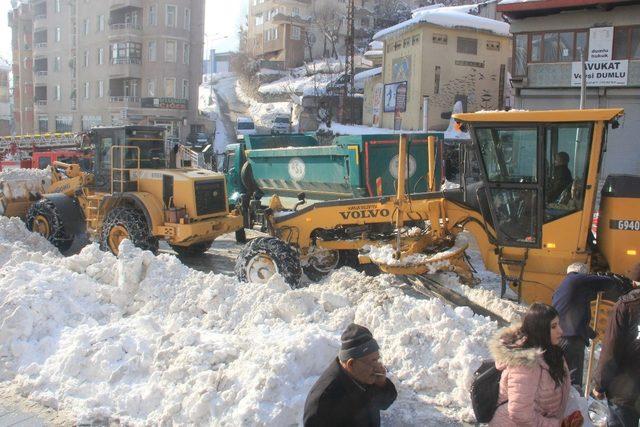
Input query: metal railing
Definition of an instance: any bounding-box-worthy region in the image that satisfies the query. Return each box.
[109,22,142,31]
[109,96,140,103]
[35,100,48,106]
[111,58,142,65]
[33,14,47,21]
[35,70,48,77]
[34,42,48,49]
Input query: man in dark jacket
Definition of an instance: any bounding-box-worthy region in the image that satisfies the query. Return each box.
[552,263,631,391]
[593,263,640,427]
[303,323,397,427]
[547,151,573,202]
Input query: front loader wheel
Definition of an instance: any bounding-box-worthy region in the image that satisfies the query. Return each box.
[26,199,74,252]
[235,237,302,288]
[170,241,213,257]
[100,207,158,255]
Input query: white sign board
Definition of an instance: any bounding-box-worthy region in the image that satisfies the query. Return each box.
[588,27,614,61]
[571,60,628,87]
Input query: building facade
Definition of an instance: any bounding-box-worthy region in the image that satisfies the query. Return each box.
[367,7,511,131]
[498,0,640,182]
[247,0,380,68]
[9,0,205,138]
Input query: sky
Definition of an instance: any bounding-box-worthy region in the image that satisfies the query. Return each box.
[0,0,246,62]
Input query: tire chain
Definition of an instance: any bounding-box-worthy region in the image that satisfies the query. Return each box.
[100,207,159,254]
[26,199,74,252]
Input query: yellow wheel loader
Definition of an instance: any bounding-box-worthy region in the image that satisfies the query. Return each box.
[235,109,639,304]
[3,126,242,255]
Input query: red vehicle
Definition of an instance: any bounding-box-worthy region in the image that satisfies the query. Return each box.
[31,149,92,171]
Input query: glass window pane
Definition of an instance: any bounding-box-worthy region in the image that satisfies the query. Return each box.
[476,128,538,183]
[575,32,587,60]
[531,34,542,61]
[559,32,574,61]
[631,27,640,59]
[543,33,559,62]
[490,188,539,245]
[515,34,528,76]
[544,124,593,222]
[613,28,628,60]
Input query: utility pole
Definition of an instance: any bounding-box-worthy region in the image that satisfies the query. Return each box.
[339,0,355,124]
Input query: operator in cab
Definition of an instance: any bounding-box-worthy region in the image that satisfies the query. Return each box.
[547,151,573,202]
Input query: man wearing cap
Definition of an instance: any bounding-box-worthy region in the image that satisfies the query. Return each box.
[593,262,640,427]
[303,323,397,427]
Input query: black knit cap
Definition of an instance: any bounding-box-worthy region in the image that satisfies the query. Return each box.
[630,263,640,282]
[338,323,379,362]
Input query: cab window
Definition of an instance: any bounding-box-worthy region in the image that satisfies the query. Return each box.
[476,128,538,183]
[544,124,592,222]
[38,157,51,169]
[223,151,236,173]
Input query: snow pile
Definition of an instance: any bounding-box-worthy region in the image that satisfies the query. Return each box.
[366,234,469,268]
[0,167,52,199]
[198,83,219,121]
[0,216,499,425]
[319,122,426,135]
[373,4,510,40]
[259,73,338,97]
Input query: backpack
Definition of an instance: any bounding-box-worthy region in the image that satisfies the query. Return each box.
[470,359,507,423]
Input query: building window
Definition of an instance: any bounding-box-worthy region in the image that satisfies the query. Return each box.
[486,40,501,51]
[165,78,176,97]
[514,34,527,76]
[54,0,61,13]
[98,48,104,65]
[54,85,61,101]
[412,35,420,45]
[292,7,300,16]
[55,115,73,132]
[360,18,369,27]
[83,19,90,35]
[613,26,640,60]
[83,50,89,67]
[110,42,142,64]
[38,115,48,133]
[166,5,177,28]
[84,82,90,99]
[457,37,477,55]
[54,56,61,72]
[558,32,573,61]
[543,33,559,62]
[97,15,105,32]
[182,79,189,99]
[576,31,588,60]
[255,14,263,26]
[394,41,401,50]
[291,26,301,40]
[403,38,410,48]
[149,5,157,26]
[82,115,102,131]
[55,27,61,42]
[434,66,440,94]
[148,41,157,61]
[183,43,190,64]
[97,80,104,98]
[165,40,177,62]
[184,8,191,30]
[147,79,155,96]
[264,28,278,42]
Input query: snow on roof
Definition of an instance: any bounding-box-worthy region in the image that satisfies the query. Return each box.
[364,50,383,58]
[0,57,10,71]
[369,40,384,50]
[498,0,545,4]
[373,4,510,41]
[354,67,382,82]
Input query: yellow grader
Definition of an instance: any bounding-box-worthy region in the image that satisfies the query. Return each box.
[235,109,639,304]
[1,126,243,255]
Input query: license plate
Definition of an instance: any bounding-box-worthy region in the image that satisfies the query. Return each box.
[610,219,640,231]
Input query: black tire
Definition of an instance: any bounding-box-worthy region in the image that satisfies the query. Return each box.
[235,228,247,244]
[303,249,343,282]
[170,241,213,257]
[338,249,381,276]
[100,207,159,254]
[26,199,74,252]
[235,237,302,288]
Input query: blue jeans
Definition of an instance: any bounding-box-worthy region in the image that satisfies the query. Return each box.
[607,402,639,427]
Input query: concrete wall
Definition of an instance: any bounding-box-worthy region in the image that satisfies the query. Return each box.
[378,25,510,131]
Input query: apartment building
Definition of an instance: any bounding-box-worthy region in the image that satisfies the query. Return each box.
[9,0,205,138]
[0,58,10,136]
[247,0,380,68]
[366,6,511,131]
[497,0,640,183]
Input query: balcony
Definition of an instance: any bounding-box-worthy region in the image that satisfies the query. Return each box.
[34,71,48,83]
[109,22,143,39]
[34,100,48,110]
[109,96,140,105]
[33,14,47,22]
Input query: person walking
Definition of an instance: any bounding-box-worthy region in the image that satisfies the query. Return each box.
[552,263,631,391]
[592,263,640,427]
[488,303,579,426]
[303,323,397,427]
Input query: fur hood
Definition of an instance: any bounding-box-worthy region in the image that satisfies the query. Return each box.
[489,324,543,369]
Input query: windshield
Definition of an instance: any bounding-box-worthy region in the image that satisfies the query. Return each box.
[237,121,255,130]
[124,129,167,169]
[274,117,289,124]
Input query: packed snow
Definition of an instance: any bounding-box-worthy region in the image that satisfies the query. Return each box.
[373,4,510,41]
[235,80,300,130]
[0,216,508,425]
[0,168,52,199]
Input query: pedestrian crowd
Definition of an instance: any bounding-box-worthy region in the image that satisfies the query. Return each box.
[302,262,640,427]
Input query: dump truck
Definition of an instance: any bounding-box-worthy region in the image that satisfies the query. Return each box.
[1,125,243,256]
[222,132,444,230]
[234,109,639,305]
